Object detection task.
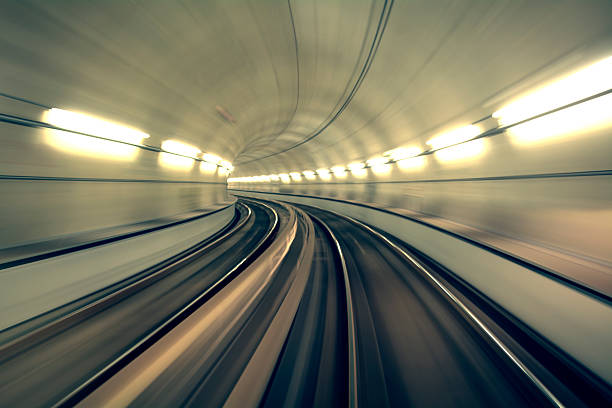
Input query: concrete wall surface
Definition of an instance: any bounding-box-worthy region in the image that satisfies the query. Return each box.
[0,204,234,331]
[0,96,230,249]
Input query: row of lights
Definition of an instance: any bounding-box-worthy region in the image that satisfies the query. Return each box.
[44,108,233,173]
[230,55,612,184]
[159,139,233,173]
[229,124,486,183]
[228,140,451,183]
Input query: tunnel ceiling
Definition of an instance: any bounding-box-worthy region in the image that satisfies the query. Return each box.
[2,0,611,176]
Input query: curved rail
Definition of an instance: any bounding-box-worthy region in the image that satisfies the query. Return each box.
[80,199,297,407]
[318,206,564,408]
[229,188,612,304]
[2,197,593,406]
[308,213,358,408]
[50,201,279,407]
[0,204,246,352]
[222,200,309,407]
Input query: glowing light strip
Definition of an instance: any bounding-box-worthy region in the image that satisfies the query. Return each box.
[426,125,482,150]
[46,108,149,144]
[161,140,201,158]
[229,57,612,181]
[493,56,612,126]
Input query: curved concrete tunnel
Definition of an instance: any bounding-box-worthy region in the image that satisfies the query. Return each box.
[1,0,612,406]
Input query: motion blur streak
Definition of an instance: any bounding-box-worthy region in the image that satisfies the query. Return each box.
[161,140,201,158]
[331,166,347,179]
[44,129,140,161]
[493,55,612,126]
[1,0,612,407]
[302,170,316,180]
[158,152,195,170]
[397,155,426,171]
[384,146,422,161]
[434,138,487,163]
[200,161,218,174]
[45,108,150,142]
[426,124,482,150]
[509,93,612,145]
[316,169,332,181]
[43,109,148,160]
[203,153,222,165]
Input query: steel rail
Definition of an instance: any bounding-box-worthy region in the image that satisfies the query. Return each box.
[312,205,564,408]
[0,204,246,356]
[221,200,309,408]
[50,201,279,407]
[307,213,358,408]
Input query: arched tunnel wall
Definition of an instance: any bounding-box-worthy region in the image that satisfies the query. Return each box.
[0,1,611,404]
[2,0,611,269]
[0,96,230,250]
[230,113,612,270]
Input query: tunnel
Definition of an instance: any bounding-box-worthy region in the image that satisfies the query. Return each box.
[1,0,611,406]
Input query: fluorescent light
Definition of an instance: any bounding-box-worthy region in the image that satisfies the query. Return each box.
[383,146,422,161]
[426,124,481,150]
[43,108,148,161]
[46,108,149,144]
[435,138,486,162]
[161,140,201,158]
[200,161,217,174]
[351,168,368,178]
[330,165,346,179]
[316,168,331,181]
[508,92,612,145]
[159,140,200,169]
[493,56,612,126]
[347,162,365,171]
[397,156,426,171]
[367,156,391,175]
[289,172,302,181]
[279,173,291,183]
[220,160,233,172]
[366,156,388,167]
[302,170,316,180]
[203,153,222,164]
[43,130,139,161]
[269,174,280,181]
